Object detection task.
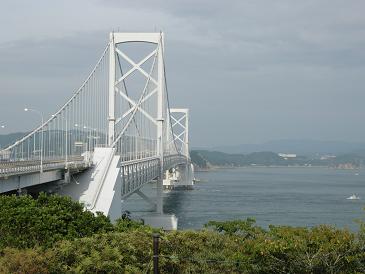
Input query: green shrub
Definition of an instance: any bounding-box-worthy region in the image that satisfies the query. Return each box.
[114,218,154,233]
[1,224,365,273]
[1,194,365,273]
[205,218,264,238]
[0,193,113,249]
[0,247,52,274]
[49,231,154,273]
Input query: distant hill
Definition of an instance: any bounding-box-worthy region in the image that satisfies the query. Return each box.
[191,149,365,169]
[211,139,365,156]
[3,132,365,170]
[0,132,28,149]
[191,150,303,169]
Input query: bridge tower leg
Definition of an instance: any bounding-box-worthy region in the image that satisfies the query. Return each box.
[108,33,116,146]
[164,109,194,189]
[156,33,165,215]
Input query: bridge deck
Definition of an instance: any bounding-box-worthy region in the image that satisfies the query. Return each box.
[0,157,88,179]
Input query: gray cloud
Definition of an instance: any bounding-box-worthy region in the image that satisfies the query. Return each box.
[1,0,365,146]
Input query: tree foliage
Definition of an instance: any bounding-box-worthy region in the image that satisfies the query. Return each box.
[0,193,113,249]
[1,195,365,273]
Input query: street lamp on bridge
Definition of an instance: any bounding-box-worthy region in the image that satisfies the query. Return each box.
[52,115,69,167]
[24,108,44,173]
[74,124,98,151]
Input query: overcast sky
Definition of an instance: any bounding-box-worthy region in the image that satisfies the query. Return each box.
[0,0,365,147]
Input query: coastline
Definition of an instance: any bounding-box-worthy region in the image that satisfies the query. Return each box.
[194,165,363,172]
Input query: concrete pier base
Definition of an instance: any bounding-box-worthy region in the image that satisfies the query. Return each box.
[142,213,178,230]
[57,147,122,222]
[164,184,194,190]
[163,163,194,190]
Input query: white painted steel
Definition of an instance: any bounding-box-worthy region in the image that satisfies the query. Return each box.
[0,32,194,228]
[108,33,116,146]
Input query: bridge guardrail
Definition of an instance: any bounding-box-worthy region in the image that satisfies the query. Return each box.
[121,157,160,198]
[163,154,189,170]
[0,156,87,178]
[120,154,188,198]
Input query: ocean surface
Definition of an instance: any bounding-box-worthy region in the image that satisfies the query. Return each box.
[122,167,365,230]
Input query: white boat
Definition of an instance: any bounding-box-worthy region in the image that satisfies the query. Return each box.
[346,194,360,200]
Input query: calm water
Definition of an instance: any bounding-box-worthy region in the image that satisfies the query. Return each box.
[122,167,365,230]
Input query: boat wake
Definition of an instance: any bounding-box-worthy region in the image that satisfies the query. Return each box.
[346,194,360,200]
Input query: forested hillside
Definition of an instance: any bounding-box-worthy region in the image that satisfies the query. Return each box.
[191,149,365,169]
[0,132,27,148]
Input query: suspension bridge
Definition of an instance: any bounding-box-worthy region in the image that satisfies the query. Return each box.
[0,32,193,229]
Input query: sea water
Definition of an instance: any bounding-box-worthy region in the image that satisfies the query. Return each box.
[122,167,365,230]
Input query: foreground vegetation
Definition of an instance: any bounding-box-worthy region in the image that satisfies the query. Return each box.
[1,194,365,273]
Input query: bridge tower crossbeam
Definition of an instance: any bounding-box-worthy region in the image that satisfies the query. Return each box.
[0,32,193,230]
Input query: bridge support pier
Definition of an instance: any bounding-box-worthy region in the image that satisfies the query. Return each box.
[64,169,71,184]
[138,177,178,230]
[17,176,27,196]
[142,213,178,231]
[135,189,156,209]
[163,163,194,190]
[156,177,163,214]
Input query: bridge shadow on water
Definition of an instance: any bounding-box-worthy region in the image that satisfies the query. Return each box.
[163,189,192,226]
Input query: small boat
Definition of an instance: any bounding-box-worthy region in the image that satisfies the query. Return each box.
[346,194,360,200]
